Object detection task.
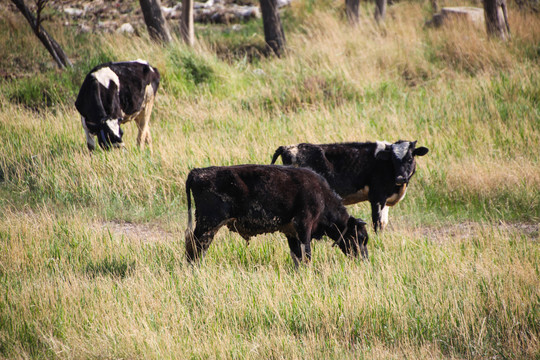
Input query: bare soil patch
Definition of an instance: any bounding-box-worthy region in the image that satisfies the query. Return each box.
[417,221,539,244]
[100,220,175,243]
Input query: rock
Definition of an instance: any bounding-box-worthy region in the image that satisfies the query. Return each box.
[277,0,292,8]
[426,6,485,28]
[64,7,84,17]
[117,23,135,34]
[442,7,484,24]
[79,24,92,33]
[195,4,260,23]
[97,20,119,33]
[161,4,182,19]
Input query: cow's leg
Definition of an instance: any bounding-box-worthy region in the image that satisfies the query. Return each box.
[380,205,389,231]
[293,221,313,264]
[81,116,96,151]
[286,236,303,267]
[186,224,219,263]
[135,114,151,151]
[135,86,155,151]
[370,200,386,233]
[302,242,312,262]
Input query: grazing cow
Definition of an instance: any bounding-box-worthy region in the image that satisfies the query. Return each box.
[75,60,160,151]
[271,140,429,232]
[184,165,369,265]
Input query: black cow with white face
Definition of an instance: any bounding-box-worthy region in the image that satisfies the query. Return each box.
[75,60,160,151]
[271,140,429,232]
[185,165,369,265]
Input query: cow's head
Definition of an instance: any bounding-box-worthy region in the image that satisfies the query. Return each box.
[376,140,429,186]
[86,118,124,150]
[335,217,369,259]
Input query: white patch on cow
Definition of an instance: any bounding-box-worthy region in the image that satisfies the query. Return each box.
[380,206,389,230]
[287,145,299,163]
[386,184,408,206]
[392,142,410,160]
[81,116,95,150]
[342,185,369,205]
[92,67,120,89]
[106,119,121,138]
[131,59,154,72]
[375,141,390,156]
[132,59,149,65]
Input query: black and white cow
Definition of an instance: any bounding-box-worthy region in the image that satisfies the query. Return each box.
[185,165,369,265]
[271,140,429,232]
[75,60,160,151]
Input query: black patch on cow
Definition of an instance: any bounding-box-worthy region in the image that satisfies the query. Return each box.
[75,61,160,150]
[271,140,429,232]
[185,165,369,264]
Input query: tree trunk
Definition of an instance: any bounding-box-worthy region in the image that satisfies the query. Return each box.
[483,0,510,40]
[10,0,72,69]
[260,0,286,56]
[374,0,387,22]
[139,0,172,43]
[346,0,360,25]
[431,0,439,14]
[180,0,195,46]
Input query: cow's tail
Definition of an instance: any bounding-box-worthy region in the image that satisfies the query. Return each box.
[271,146,285,164]
[185,172,195,241]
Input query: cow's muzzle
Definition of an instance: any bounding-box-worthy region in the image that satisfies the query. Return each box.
[395,176,407,186]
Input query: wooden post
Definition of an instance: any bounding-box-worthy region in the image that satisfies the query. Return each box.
[180,0,195,46]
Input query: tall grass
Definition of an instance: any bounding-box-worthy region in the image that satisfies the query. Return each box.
[0,1,539,358]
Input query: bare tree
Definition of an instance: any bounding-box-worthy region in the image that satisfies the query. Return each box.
[180,0,195,46]
[260,0,286,56]
[483,0,510,40]
[346,0,360,25]
[431,0,439,14]
[374,0,387,22]
[10,0,72,69]
[139,0,172,43]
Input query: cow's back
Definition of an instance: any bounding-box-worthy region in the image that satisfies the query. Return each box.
[188,165,343,219]
[108,61,160,115]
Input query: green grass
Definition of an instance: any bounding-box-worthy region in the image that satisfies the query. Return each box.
[0,0,539,358]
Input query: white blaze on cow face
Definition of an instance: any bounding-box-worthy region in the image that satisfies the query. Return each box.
[392,142,410,160]
[288,145,299,163]
[106,119,122,139]
[92,67,120,89]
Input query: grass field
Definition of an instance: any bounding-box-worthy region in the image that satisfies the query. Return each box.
[0,0,539,358]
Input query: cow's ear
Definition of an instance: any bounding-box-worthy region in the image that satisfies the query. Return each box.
[375,150,391,161]
[413,147,429,156]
